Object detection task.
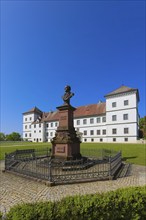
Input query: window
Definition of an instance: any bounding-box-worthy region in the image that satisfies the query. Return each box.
[124,100,129,106]
[50,132,53,136]
[25,133,27,137]
[97,118,101,123]
[124,128,129,134]
[90,130,94,135]
[102,117,106,122]
[83,119,87,124]
[90,118,94,124]
[112,129,117,134]
[124,138,128,142]
[39,124,41,127]
[84,138,87,142]
[83,130,87,135]
[25,118,27,121]
[112,102,116,107]
[112,115,117,121]
[46,124,49,128]
[29,125,31,129]
[34,124,36,128]
[113,138,116,142]
[29,133,31,137]
[30,117,32,121]
[102,129,106,135]
[97,130,100,135]
[51,122,53,127]
[55,122,58,127]
[34,130,36,133]
[25,125,27,129]
[77,120,80,125]
[39,130,41,133]
[91,138,94,142]
[123,114,128,120]
[100,138,103,142]
[46,132,48,136]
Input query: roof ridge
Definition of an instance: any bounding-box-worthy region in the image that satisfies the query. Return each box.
[104,85,137,97]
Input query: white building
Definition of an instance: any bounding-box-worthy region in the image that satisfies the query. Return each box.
[23,85,140,143]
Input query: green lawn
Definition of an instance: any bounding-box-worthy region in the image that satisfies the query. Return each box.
[80,143,146,166]
[0,142,52,160]
[0,141,146,166]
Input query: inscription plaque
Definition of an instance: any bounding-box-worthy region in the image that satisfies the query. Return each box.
[56,146,65,153]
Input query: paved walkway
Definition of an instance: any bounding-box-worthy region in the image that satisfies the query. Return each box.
[0,161,146,215]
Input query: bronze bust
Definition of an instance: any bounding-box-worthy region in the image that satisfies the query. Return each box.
[62,85,74,105]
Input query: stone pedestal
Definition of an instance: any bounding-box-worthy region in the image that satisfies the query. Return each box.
[51,104,81,159]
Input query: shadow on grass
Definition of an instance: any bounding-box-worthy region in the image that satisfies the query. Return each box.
[122,156,137,162]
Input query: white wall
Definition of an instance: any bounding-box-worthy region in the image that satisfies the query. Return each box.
[106,91,138,142]
[45,121,59,142]
[23,112,42,141]
[106,92,137,112]
[22,90,139,143]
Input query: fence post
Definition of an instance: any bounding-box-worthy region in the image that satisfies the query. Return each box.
[48,158,52,182]
[108,156,112,180]
[5,153,7,170]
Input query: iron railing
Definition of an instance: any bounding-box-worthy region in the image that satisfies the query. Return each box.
[5,148,122,185]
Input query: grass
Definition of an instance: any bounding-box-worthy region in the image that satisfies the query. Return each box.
[0,142,52,160]
[0,141,146,166]
[80,143,146,166]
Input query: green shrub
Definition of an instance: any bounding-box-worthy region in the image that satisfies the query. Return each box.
[6,186,146,220]
[0,212,2,220]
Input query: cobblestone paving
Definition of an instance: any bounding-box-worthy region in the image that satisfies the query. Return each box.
[0,161,146,215]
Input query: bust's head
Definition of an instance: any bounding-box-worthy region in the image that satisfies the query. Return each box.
[65,85,71,92]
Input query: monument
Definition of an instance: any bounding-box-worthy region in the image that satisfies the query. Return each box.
[5,85,123,185]
[51,85,81,160]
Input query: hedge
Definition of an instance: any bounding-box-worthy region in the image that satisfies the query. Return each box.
[5,186,146,220]
[0,212,2,220]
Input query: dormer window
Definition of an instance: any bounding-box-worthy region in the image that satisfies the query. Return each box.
[77,120,80,125]
[90,118,94,124]
[102,117,106,122]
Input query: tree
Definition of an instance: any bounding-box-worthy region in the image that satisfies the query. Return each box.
[6,132,21,141]
[139,116,146,138]
[139,117,146,129]
[0,132,6,141]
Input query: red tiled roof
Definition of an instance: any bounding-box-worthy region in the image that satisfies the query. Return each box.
[43,111,60,122]
[40,102,106,122]
[74,103,106,118]
[104,85,138,97]
[23,106,43,115]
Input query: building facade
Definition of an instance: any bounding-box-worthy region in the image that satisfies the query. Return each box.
[23,86,140,143]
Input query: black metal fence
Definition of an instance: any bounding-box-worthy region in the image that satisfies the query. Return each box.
[5,148,122,185]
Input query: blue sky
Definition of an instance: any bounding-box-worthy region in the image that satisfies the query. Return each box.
[1,0,145,135]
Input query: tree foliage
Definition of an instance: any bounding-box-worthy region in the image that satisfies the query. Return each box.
[139,116,146,129]
[6,132,21,141]
[139,116,146,138]
[0,132,6,141]
[1,132,22,141]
